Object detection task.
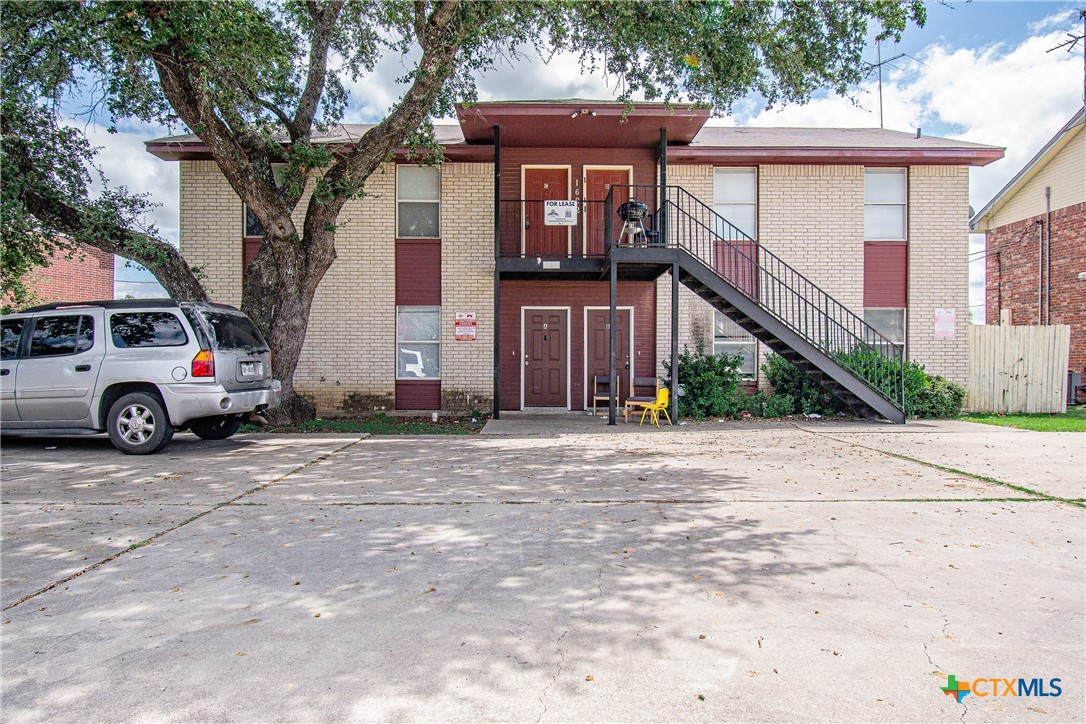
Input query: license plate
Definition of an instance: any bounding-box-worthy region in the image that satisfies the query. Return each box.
[240,361,261,376]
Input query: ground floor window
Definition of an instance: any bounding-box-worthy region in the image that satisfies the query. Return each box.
[863,308,906,347]
[396,306,440,379]
[714,310,757,379]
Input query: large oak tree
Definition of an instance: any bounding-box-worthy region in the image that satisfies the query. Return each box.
[2,0,925,423]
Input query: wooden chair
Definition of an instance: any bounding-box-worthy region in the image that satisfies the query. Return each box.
[592,375,611,416]
[639,387,673,427]
[624,377,660,422]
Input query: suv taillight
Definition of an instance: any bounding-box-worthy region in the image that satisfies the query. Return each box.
[192,350,215,377]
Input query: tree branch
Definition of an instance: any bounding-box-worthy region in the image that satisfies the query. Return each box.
[293,0,344,137]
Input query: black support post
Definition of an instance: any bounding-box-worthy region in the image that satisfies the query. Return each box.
[671,261,679,424]
[659,127,668,246]
[492,125,501,420]
[609,255,618,425]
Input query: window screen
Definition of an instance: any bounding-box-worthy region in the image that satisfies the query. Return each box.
[713,310,757,378]
[397,166,441,238]
[864,169,907,240]
[396,306,440,379]
[110,312,188,348]
[713,168,757,239]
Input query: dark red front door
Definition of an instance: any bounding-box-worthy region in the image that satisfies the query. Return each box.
[524,308,567,407]
[585,308,632,404]
[524,168,569,257]
[584,168,630,257]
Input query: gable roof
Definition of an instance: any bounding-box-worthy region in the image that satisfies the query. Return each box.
[970,106,1086,231]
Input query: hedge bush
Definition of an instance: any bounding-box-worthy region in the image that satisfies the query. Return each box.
[761,351,966,419]
[662,339,743,419]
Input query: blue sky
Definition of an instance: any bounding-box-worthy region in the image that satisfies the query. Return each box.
[97,0,1085,318]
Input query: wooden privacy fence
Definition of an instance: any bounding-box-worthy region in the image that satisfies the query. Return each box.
[967,324,1071,413]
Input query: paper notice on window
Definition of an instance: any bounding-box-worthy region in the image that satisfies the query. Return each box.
[544,200,577,226]
[934,308,956,339]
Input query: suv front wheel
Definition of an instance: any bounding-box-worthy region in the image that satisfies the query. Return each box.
[189,415,244,440]
[107,392,174,455]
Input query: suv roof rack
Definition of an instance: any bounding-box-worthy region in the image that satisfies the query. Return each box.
[17,298,179,313]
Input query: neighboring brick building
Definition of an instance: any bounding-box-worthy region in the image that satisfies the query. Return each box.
[972,107,1086,372]
[148,100,1002,418]
[15,241,114,307]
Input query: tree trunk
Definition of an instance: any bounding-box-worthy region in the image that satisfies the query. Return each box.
[241,225,336,426]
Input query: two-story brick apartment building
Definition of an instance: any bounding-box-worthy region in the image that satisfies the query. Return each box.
[148,100,1002,422]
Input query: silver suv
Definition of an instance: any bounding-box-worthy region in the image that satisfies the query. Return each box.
[0,299,281,454]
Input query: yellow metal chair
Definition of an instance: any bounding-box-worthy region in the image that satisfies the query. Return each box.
[639,387,673,427]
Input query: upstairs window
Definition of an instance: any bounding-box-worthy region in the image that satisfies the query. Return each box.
[713,168,757,239]
[864,168,907,240]
[397,165,441,239]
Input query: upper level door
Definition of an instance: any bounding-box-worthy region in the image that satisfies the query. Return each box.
[523,167,570,257]
[583,167,631,257]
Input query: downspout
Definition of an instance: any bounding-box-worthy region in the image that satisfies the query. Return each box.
[1045,186,1051,325]
[1037,219,1044,325]
[492,125,501,419]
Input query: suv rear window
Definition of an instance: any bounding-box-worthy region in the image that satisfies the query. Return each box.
[29,315,93,357]
[110,312,188,348]
[195,310,267,351]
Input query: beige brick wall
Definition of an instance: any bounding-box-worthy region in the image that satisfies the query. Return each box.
[758,165,865,310]
[656,165,715,375]
[180,160,244,305]
[907,165,970,383]
[439,162,495,410]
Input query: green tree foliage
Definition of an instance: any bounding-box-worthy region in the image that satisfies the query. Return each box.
[663,338,743,419]
[2,0,926,422]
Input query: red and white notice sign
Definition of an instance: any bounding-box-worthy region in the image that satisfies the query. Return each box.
[455,311,477,341]
[934,308,957,339]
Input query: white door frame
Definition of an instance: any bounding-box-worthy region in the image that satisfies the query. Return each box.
[582,306,635,411]
[521,165,573,256]
[582,166,633,256]
[520,306,572,410]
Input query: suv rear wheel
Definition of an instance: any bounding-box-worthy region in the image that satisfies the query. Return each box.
[189,415,244,440]
[107,392,174,455]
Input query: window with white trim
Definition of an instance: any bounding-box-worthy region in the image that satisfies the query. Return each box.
[714,310,757,379]
[864,308,906,346]
[864,168,907,240]
[396,306,440,379]
[397,165,441,238]
[713,167,757,239]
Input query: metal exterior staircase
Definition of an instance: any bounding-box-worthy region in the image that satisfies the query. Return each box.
[609,184,907,424]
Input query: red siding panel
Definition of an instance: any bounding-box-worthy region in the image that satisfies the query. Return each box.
[863,241,908,308]
[243,238,261,274]
[500,148,658,257]
[395,380,441,410]
[396,240,441,306]
[499,280,657,410]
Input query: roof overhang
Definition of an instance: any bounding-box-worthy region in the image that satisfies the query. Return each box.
[145,140,492,162]
[669,146,1005,166]
[456,101,710,148]
[970,106,1085,231]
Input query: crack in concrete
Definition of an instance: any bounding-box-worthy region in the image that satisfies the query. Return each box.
[1,437,365,612]
[536,629,568,723]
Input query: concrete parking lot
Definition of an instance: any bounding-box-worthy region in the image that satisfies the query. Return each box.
[1,419,1083,722]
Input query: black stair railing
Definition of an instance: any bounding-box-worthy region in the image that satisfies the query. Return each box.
[605,184,906,414]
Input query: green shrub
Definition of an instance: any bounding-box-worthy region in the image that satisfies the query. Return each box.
[763,392,795,418]
[761,353,844,416]
[663,339,743,419]
[912,375,966,418]
[761,351,966,419]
